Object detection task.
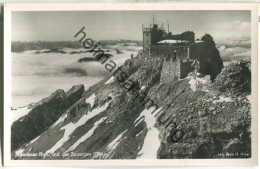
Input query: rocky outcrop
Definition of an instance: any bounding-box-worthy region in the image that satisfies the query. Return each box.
[11,85,84,152]
[190,36,224,80]
[69,51,84,54]
[78,57,97,62]
[78,53,113,63]
[213,58,251,96]
[35,49,66,54]
[12,56,251,160]
[154,80,250,159]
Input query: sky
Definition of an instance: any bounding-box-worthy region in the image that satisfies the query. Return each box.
[12,10,251,42]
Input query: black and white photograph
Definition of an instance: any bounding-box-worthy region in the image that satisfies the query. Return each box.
[3,3,258,167]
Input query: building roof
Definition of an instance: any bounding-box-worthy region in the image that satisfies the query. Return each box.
[157,39,190,44]
[195,40,204,43]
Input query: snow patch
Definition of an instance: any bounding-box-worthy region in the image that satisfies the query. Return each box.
[188,75,211,92]
[137,107,163,159]
[15,148,25,156]
[106,130,127,152]
[85,93,96,108]
[52,114,68,128]
[65,117,107,153]
[136,130,143,137]
[213,96,234,103]
[105,76,115,85]
[44,102,110,156]
[134,116,144,127]
[29,136,40,144]
[27,147,32,153]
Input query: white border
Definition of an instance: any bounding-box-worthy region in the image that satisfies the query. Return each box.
[3,3,259,167]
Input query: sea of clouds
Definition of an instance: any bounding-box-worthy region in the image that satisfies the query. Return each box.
[216,39,251,66]
[11,40,249,108]
[11,45,142,107]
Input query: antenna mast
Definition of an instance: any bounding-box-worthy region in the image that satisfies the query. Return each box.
[167,19,169,33]
[153,15,155,25]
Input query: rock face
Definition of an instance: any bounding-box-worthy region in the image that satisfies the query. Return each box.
[11,85,84,152]
[12,53,250,159]
[213,58,251,96]
[190,40,224,80]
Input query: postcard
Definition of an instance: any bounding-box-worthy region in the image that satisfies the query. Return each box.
[3,2,258,167]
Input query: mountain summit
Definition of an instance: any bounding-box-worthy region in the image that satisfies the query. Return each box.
[12,39,251,159]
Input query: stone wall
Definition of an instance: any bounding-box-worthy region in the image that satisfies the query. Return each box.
[138,54,194,83]
[160,59,181,83]
[150,45,189,60]
[143,31,151,51]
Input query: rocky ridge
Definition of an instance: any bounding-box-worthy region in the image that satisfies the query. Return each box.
[12,54,251,159]
[11,85,84,152]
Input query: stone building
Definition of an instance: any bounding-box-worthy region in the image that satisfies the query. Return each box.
[158,45,194,82]
[142,21,196,82]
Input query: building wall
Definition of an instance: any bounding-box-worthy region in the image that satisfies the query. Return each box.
[160,58,194,82]
[144,44,193,82]
[143,31,151,51]
[160,58,181,83]
[150,45,189,60]
[150,29,164,45]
